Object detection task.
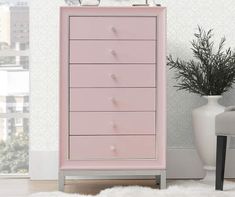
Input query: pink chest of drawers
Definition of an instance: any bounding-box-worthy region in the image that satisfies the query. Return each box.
[59,7,166,191]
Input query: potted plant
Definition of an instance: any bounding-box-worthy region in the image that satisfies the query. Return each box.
[168,26,235,180]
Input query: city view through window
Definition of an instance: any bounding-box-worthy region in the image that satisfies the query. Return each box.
[0,0,29,174]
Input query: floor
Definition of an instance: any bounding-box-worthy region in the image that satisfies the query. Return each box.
[0,178,159,197]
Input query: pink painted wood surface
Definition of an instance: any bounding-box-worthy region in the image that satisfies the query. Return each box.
[70,135,156,160]
[70,64,155,87]
[70,112,155,135]
[61,6,166,17]
[70,17,156,40]
[60,7,70,169]
[60,7,166,170]
[70,40,156,63]
[155,7,167,169]
[70,88,155,111]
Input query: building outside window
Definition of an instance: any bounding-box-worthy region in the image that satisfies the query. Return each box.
[0,0,29,175]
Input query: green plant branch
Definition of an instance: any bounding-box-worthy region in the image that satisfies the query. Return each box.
[168,26,235,96]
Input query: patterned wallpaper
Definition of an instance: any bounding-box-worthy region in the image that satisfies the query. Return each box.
[30,0,235,151]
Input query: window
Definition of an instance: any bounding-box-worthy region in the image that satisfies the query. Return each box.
[0,0,29,175]
[15,118,23,126]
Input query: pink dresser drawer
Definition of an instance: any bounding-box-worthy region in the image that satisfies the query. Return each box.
[70,136,156,160]
[69,40,156,64]
[70,65,155,88]
[70,88,155,111]
[70,112,155,135]
[70,17,156,40]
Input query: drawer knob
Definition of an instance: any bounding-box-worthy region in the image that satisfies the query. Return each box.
[110,49,117,56]
[109,97,116,104]
[109,73,117,80]
[110,121,116,129]
[110,145,116,152]
[110,26,117,33]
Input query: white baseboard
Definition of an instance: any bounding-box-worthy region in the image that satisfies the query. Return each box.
[29,148,235,180]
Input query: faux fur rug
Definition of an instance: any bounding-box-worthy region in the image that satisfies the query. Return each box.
[30,180,235,197]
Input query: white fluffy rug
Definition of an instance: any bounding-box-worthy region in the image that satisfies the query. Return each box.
[30,180,235,197]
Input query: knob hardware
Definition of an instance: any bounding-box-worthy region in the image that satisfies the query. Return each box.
[109,97,116,104]
[109,73,117,80]
[111,26,117,33]
[110,49,116,56]
[110,145,116,152]
[110,121,117,129]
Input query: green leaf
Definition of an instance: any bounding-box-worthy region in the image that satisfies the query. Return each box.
[167,26,235,96]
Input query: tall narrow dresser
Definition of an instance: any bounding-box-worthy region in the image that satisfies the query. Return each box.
[59,6,166,191]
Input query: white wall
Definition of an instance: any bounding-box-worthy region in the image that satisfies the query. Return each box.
[30,0,235,179]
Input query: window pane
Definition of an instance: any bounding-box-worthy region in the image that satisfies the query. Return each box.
[2,95,29,113]
[0,117,29,174]
[0,56,29,70]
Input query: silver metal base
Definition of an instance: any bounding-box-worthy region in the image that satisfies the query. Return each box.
[58,169,166,191]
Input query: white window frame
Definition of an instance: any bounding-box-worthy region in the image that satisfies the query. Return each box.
[0,50,29,57]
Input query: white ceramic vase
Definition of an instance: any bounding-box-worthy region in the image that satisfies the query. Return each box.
[192,95,225,181]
